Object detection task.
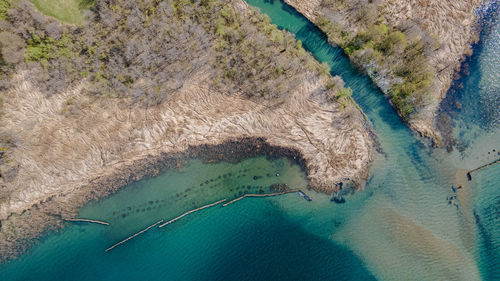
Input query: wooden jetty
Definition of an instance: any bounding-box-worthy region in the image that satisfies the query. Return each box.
[158,199,227,228]
[105,220,163,252]
[222,190,302,207]
[64,218,109,225]
[222,195,247,207]
[466,158,500,181]
[297,189,312,201]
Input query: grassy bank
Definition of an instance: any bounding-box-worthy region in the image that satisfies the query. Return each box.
[30,0,94,24]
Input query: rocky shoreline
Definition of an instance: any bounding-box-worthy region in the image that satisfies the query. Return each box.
[284,0,490,144]
[436,0,500,150]
[0,137,312,261]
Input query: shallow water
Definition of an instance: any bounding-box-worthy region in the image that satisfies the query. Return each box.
[1,1,499,280]
[0,157,377,280]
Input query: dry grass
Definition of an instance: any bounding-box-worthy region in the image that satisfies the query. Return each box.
[0,70,371,220]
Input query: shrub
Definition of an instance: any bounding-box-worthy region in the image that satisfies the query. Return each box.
[336,87,353,109]
[25,33,74,65]
[0,0,9,20]
[376,30,406,55]
[367,24,388,42]
[0,32,25,64]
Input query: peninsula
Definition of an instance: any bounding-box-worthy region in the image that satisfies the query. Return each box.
[285,0,486,143]
[0,0,373,260]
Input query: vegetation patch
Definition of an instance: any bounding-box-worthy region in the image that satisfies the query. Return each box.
[315,0,438,119]
[0,0,351,105]
[0,0,9,20]
[30,0,94,24]
[25,33,75,66]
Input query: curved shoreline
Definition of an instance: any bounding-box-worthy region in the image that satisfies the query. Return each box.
[0,0,374,263]
[0,71,373,262]
[0,136,368,262]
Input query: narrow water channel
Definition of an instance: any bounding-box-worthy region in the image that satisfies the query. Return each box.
[242,1,500,279]
[0,1,498,280]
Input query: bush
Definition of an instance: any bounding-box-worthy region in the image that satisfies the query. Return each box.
[25,33,74,64]
[336,87,353,109]
[376,30,406,55]
[367,24,388,42]
[0,0,9,20]
[0,32,25,64]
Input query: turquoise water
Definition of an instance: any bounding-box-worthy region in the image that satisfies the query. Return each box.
[0,157,377,280]
[1,1,499,280]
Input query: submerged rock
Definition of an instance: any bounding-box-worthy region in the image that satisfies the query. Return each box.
[270,183,290,193]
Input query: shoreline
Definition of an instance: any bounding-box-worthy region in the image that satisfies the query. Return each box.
[0,136,368,262]
[0,70,373,262]
[0,0,374,263]
[436,0,499,150]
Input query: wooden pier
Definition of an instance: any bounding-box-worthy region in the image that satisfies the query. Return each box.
[158,199,227,228]
[222,190,301,207]
[245,191,295,198]
[467,158,500,181]
[297,189,312,201]
[105,220,163,252]
[103,188,313,251]
[64,218,109,225]
[222,195,247,207]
